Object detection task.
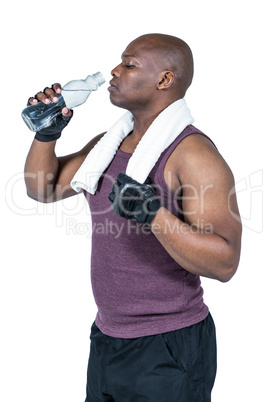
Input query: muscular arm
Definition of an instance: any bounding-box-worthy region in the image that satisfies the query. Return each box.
[151,134,242,282]
[24,83,105,203]
[24,134,104,202]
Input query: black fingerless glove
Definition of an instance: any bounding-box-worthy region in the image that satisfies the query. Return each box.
[25,94,73,142]
[109,172,161,226]
[34,112,73,142]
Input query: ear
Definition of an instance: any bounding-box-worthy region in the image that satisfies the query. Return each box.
[157,71,175,90]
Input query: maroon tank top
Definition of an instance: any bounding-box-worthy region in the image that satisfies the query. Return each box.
[84,125,211,338]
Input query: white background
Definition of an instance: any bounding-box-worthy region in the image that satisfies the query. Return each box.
[1,0,267,401]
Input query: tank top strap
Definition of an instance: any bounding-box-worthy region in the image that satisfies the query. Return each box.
[158,124,216,172]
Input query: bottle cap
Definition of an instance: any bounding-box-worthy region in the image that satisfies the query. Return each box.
[92,72,106,87]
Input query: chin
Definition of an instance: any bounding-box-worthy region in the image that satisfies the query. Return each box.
[109,96,129,110]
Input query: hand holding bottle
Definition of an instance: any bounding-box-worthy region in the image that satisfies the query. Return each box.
[28,84,72,117]
[25,83,73,142]
[22,73,105,141]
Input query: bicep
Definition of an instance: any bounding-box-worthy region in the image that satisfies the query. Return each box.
[179,142,241,244]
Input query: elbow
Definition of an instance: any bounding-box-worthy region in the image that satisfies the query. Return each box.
[217,265,238,283]
[26,188,50,203]
[26,188,38,201]
[216,249,241,283]
[24,173,54,203]
[216,231,242,283]
[25,178,56,203]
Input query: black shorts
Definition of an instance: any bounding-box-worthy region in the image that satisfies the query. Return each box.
[85,313,217,402]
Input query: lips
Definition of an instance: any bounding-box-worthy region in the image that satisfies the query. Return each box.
[108,80,118,92]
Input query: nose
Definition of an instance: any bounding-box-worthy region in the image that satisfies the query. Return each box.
[111,63,121,77]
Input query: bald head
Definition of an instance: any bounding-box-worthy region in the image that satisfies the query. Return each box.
[128,33,194,98]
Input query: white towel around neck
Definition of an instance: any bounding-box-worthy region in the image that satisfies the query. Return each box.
[71,98,194,194]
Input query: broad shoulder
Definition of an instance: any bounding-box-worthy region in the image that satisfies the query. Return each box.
[173,134,232,179]
[176,133,219,166]
[164,133,234,193]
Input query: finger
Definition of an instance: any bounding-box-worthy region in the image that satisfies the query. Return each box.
[108,191,115,203]
[144,177,152,185]
[112,182,119,194]
[35,91,51,104]
[61,107,73,117]
[44,87,59,103]
[52,83,62,94]
[117,172,128,185]
[28,97,38,105]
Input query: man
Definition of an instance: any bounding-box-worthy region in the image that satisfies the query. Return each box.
[24,33,242,401]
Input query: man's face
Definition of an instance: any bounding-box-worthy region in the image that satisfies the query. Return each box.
[108,39,163,111]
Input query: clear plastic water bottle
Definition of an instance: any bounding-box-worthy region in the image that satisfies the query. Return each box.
[22,72,105,132]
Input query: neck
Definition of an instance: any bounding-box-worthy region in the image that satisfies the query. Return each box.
[120,102,172,153]
[131,99,174,139]
[132,114,157,139]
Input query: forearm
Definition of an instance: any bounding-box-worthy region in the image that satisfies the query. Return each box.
[24,139,59,202]
[151,208,239,282]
